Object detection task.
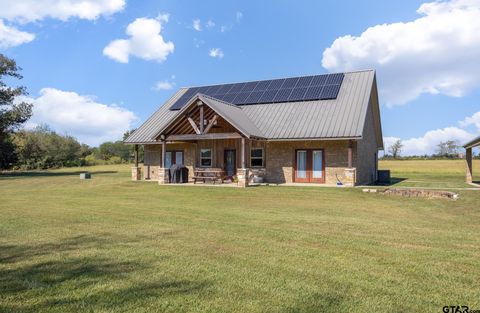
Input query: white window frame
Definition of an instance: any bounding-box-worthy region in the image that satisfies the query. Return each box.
[250,148,264,168]
[200,148,212,167]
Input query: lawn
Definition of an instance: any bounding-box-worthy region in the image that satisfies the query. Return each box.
[0,161,479,313]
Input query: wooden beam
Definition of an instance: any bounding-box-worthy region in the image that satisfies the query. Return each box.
[348,140,353,168]
[167,132,242,141]
[199,104,204,133]
[466,147,473,183]
[203,115,218,134]
[187,117,201,134]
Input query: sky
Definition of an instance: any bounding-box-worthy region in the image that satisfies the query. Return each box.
[1,0,479,155]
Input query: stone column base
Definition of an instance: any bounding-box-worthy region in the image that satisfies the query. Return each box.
[343,168,356,187]
[237,168,250,187]
[131,166,141,181]
[158,167,170,185]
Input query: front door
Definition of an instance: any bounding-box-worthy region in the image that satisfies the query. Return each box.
[165,151,184,168]
[294,149,325,183]
[224,150,236,178]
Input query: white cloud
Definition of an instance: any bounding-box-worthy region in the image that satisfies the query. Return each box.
[209,48,224,59]
[103,17,174,63]
[220,25,228,33]
[0,19,35,49]
[322,0,480,106]
[192,19,201,31]
[384,127,476,156]
[0,0,125,23]
[153,80,175,91]
[206,19,215,29]
[461,111,480,130]
[24,88,137,146]
[236,11,243,22]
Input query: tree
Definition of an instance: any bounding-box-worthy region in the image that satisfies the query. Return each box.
[13,125,90,169]
[0,54,33,169]
[388,139,403,159]
[436,140,460,157]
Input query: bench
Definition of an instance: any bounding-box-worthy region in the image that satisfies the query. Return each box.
[193,168,226,184]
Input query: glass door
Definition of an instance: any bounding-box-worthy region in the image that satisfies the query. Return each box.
[295,150,308,182]
[224,150,236,177]
[311,150,324,182]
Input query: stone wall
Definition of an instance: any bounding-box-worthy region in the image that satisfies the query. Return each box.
[265,140,356,185]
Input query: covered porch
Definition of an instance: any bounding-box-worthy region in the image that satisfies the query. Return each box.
[132,93,266,187]
[464,136,480,185]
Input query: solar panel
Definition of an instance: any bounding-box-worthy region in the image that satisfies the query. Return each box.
[241,81,258,92]
[222,93,239,103]
[217,84,234,94]
[245,91,264,104]
[266,79,285,90]
[326,73,344,85]
[273,89,293,102]
[296,76,314,88]
[310,75,327,86]
[233,92,251,105]
[288,87,308,101]
[258,90,278,103]
[169,73,344,110]
[282,77,299,89]
[304,86,323,99]
[320,84,341,100]
[229,83,246,93]
[254,80,271,91]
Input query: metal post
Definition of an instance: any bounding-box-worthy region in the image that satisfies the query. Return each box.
[241,137,246,168]
[466,147,473,183]
[161,140,166,168]
[348,140,353,168]
[134,144,139,167]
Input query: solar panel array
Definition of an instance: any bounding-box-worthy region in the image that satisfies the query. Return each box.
[170,73,344,110]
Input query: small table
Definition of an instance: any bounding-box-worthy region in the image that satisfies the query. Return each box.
[193,168,226,184]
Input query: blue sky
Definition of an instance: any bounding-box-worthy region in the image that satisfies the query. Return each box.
[1,0,479,154]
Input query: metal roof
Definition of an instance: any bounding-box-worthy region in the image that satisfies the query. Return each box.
[125,70,379,143]
[464,136,480,149]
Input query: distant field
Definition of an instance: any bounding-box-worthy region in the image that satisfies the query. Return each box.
[0,162,479,313]
[380,159,479,188]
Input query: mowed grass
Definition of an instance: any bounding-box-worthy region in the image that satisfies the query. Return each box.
[0,161,479,313]
[380,159,480,188]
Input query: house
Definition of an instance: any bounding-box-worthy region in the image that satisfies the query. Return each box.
[125,70,383,187]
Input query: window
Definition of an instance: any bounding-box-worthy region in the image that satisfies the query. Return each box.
[200,149,212,167]
[250,148,264,167]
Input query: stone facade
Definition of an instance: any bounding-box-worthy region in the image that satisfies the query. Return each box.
[157,167,169,184]
[237,168,249,187]
[131,166,141,181]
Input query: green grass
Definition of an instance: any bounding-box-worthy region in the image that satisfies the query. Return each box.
[380,159,480,188]
[1,161,479,313]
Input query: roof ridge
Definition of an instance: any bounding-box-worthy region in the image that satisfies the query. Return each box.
[180,70,375,89]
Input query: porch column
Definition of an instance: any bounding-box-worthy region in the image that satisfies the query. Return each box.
[134,144,139,167]
[158,139,169,184]
[348,140,353,168]
[161,140,166,168]
[241,137,246,168]
[237,137,249,187]
[131,144,141,181]
[466,147,473,184]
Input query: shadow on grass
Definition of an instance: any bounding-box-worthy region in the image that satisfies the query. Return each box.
[0,234,212,312]
[372,177,406,186]
[0,170,117,180]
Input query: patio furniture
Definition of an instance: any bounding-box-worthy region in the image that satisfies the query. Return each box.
[193,168,226,184]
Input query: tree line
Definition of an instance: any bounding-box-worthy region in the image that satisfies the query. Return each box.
[0,54,141,170]
[383,139,479,160]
